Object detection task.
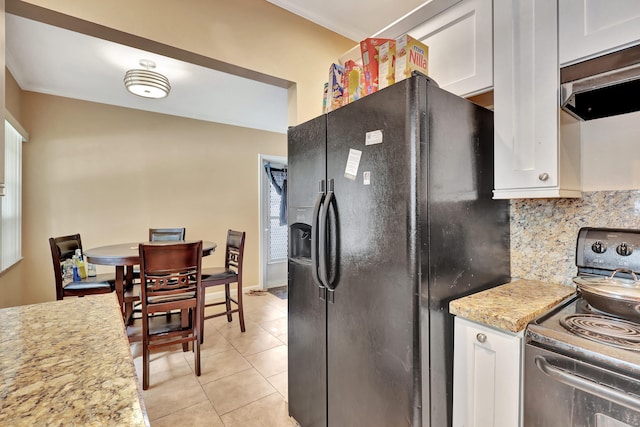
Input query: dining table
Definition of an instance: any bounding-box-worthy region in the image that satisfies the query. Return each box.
[84,240,217,323]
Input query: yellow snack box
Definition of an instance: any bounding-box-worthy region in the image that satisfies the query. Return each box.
[342,60,365,106]
[394,34,429,83]
[378,40,396,90]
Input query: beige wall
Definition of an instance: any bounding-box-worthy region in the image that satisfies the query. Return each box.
[17,0,356,124]
[0,1,355,307]
[5,68,21,122]
[14,90,286,305]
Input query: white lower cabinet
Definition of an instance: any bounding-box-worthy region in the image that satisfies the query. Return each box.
[452,317,523,427]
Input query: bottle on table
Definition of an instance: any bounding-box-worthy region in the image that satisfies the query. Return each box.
[74,249,87,279]
[72,255,81,282]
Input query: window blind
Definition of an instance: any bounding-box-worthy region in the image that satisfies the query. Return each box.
[1,121,23,271]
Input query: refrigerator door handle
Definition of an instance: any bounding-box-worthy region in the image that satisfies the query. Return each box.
[311,180,326,289]
[320,179,335,290]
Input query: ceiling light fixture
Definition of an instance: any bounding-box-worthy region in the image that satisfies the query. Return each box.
[124,59,171,99]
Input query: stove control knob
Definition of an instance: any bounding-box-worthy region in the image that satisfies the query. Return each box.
[616,242,633,256]
[591,241,606,254]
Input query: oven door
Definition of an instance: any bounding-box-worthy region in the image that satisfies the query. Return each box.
[524,343,640,426]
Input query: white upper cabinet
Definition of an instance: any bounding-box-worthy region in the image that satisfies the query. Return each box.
[340,0,492,97]
[405,0,493,97]
[493,0,581,199]
[559,0,640,66]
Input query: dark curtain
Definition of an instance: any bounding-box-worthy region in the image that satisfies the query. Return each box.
[265,163,287,226]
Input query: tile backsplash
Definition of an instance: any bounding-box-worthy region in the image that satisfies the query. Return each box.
[510,190,640,285]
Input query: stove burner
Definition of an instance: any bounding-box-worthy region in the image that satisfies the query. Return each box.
[560,314,640,351]
[580,299,637,320]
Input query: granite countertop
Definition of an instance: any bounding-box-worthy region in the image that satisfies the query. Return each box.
[449,279,576,333]
[0,293,149,426]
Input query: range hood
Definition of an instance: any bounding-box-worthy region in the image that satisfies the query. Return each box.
[561,44,640,121]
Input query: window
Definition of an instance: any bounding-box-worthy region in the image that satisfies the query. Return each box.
[1,120,24,271]
[264,163,287,263]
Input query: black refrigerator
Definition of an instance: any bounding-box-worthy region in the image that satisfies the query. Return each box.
[287,73,510,427]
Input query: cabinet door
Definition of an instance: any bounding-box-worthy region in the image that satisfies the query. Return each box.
[560,0,640,66]
[493,0,581,198]
[406,0,492,97]
[452,317,522,427]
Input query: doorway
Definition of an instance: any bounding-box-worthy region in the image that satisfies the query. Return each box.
[258,154,288,290]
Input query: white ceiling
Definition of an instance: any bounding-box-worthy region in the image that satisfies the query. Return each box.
[5,1,430,134]
[6,14,289,134]
[266,0,429,42]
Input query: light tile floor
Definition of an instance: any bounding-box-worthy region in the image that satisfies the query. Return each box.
[128,292,295,427]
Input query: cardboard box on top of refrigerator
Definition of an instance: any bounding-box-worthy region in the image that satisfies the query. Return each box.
[325,63,345,113]
[394,34,429,83]
[360,38,394,95]
[322,82,329,114]
[378,40,396,90]
[342,60,365,106]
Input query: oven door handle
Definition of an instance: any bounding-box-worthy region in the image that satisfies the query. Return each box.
[535,355,640,412]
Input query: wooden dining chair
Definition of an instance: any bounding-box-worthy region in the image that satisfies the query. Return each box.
[148,227,186,241]
[129,227,186,282]
[139,240,203,390]
[49,234,115,300]
[199,230,246,343]
[128,227,188,324]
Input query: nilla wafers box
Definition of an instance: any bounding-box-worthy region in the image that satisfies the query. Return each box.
[394,34,429,83]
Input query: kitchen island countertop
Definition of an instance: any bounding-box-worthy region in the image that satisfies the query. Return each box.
[449,279,576,333]
[0,293,148,426]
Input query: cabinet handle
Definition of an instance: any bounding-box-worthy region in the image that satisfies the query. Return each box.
[476,333,487,343]
[538,172,549,182]
[534,356,640,412]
